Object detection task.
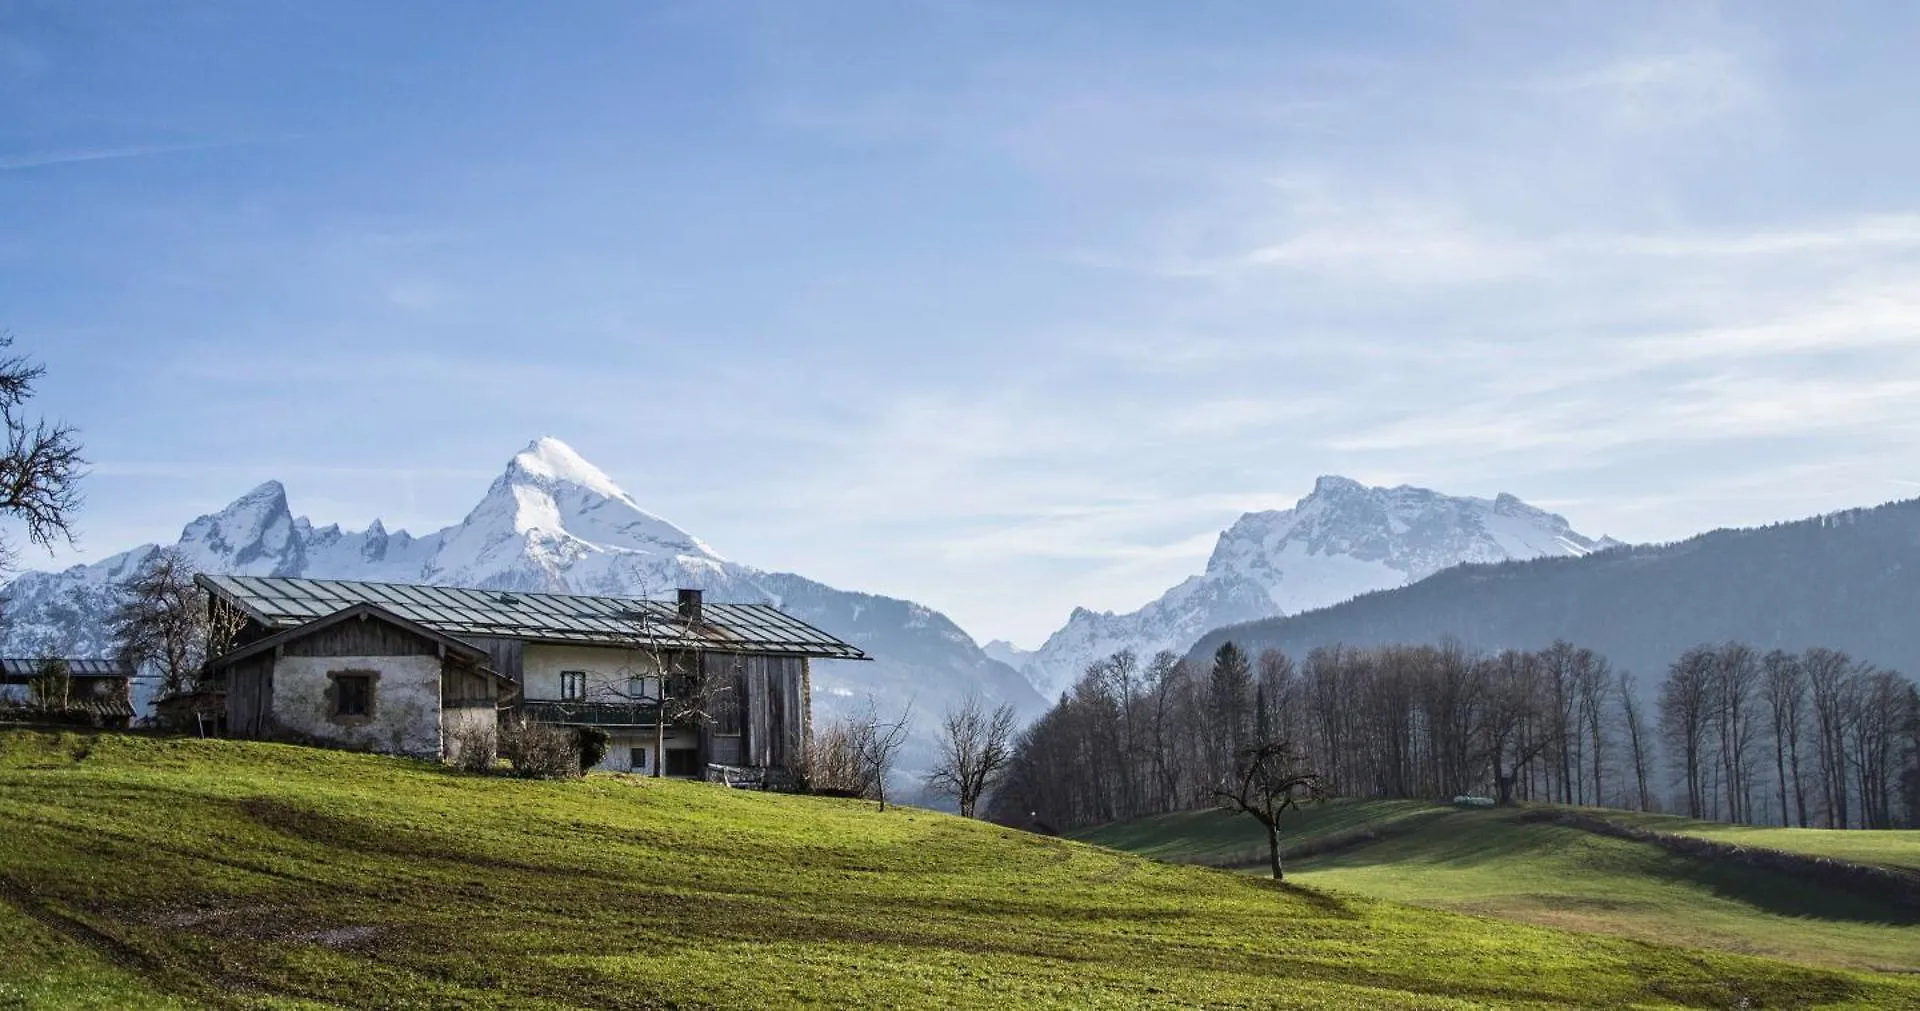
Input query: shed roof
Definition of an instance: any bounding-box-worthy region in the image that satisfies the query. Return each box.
[197,575,871,661]
[0,658,135,681]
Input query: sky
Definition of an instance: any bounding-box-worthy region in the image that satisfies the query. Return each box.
[6,1,1920,648]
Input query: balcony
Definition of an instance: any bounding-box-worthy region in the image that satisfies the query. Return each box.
[521,699,662,728]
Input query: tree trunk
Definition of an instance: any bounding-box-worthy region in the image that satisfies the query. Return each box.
[1265,819,1284,881]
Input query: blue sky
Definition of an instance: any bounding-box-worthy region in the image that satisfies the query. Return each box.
[6,1,1920,646]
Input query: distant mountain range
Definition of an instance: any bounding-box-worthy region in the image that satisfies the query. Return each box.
[1013,476,1619,698]
[21,441,1907,753]
[1187,498,1920,681]
[0,438,1046,769]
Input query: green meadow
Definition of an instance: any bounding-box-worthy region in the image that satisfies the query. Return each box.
[1076,800,1920,975]
[3,730,1917,1009]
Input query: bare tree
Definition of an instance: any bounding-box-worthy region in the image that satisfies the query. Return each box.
[852,696,913,811]
[1805,647,1856,827]
[925,694,1018,817]
[1572,649,1612,806]
[1619,670,1653,812]
[1710,642,1761,823]
[1144,651,1187,810]
[1761,650,1810,827]
[1214,739,1329,880]
[1481,650,1550,806]
[1660,646,1716,817]
[110,549,223,696]
[0,335,85,575]
[1850,669,1906,829]
[601,591,735,778]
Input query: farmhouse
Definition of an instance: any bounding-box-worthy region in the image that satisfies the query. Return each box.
[198,576,868,777]
[0,657,136,728]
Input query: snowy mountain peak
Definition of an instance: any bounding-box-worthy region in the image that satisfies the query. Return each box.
[0,440,1049,760]
[1019,477,1612,698]
[176,479,302,575]
[423,440,725,590]
[508,437,633,503]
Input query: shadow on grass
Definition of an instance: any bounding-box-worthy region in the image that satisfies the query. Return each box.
[1298,810,1920,928]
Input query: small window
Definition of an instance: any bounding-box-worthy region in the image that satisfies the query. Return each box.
[560,670,587,700]
[629,747,648,771]
[333,674,372,718]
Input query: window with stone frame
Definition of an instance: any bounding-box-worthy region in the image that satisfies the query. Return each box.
[331,672,374,718]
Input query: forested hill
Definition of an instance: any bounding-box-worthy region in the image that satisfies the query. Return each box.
[1188,497,1920,679]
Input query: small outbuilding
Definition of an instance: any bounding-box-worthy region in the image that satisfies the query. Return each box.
[0,658,136,728]
[205,600,510,762]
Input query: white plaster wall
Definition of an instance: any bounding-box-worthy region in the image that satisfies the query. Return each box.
[521,644,659,702]
[598,731,654,774]
[270,654,442,758]
[586,732,706,776]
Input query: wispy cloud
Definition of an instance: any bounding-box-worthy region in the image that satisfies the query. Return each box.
[0,137,283,172]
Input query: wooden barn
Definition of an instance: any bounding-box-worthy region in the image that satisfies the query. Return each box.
[197,576,869,777]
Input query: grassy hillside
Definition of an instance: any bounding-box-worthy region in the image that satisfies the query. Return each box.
[3,735,1916,1010]
[1076,802,1920,974]
[1597,812,1920,873]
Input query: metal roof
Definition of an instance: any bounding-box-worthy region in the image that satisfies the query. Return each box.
[1,658,135,680]
[197,575,871,661]
[205,601,504,675]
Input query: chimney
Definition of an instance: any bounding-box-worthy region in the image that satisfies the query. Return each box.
[676,588,703,625]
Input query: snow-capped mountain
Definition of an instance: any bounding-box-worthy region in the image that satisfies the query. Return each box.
[0,438,1045,766]
[1017,476,1618,699]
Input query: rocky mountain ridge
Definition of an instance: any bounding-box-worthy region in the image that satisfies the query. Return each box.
[1015,476,1617,697]
[0,438,1045,768]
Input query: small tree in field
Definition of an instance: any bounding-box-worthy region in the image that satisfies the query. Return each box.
[925,694,1018,818]
[853,697,913,811]
[1215,739,1328,880]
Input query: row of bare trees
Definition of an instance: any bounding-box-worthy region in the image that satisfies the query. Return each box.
[987,637,1920,834]
[1660,643,1917,828]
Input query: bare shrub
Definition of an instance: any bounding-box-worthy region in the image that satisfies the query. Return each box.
[806,698,913,810]
[808,717,869,797]
[448,720,499,774]
[499,717,579,780]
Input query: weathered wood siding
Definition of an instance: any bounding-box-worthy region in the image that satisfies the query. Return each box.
[281,616,442,658]
[225,654,276,737]
[441,659,498,707]
[703,654,806,772]
[466,637,524,682]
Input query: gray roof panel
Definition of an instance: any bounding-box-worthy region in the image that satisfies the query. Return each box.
[196,575,870,660]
